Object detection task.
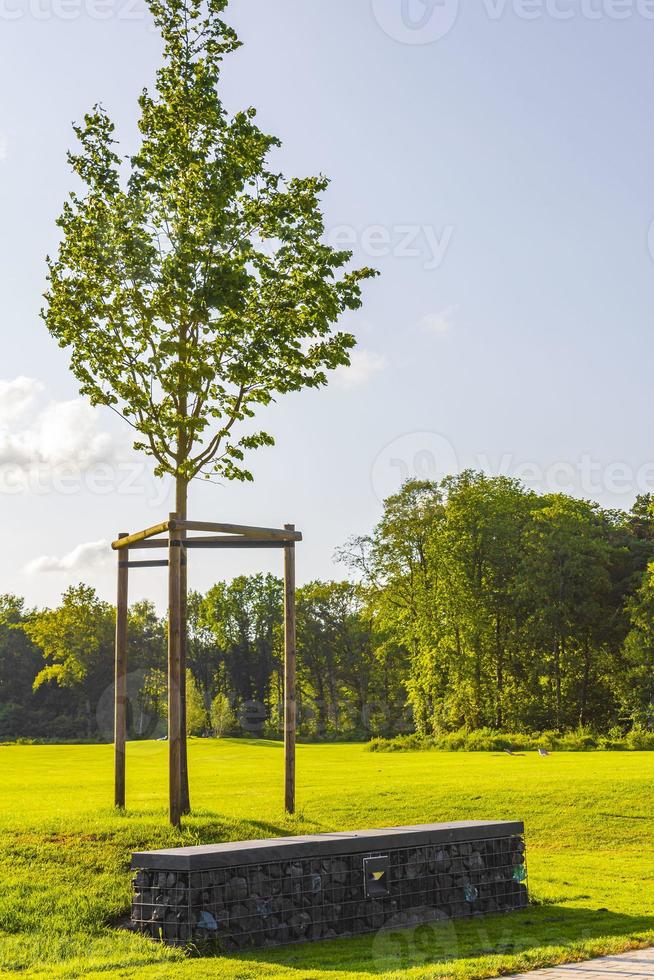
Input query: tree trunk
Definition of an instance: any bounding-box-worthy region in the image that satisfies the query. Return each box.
[554,636,563,732]
[316,679,328,737]
[327,668,339,734]
[176,474,191,814]
[580,635,591,727]
[495,614,504,730]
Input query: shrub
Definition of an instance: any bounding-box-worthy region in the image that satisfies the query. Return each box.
[625,725,654,750]
[365,725,654,753]
[368,734,430,752]
[556,727,598,751]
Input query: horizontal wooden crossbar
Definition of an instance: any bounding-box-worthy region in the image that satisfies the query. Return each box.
[173,521,302,542]
[186,539,288,550]
[125,536,292,551]
[120,559,170,569]
[112,522,170,550]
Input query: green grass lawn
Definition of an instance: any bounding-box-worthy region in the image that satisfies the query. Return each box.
[0,740,652,979]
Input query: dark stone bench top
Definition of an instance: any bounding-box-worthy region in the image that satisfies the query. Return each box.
[131,820,524,871]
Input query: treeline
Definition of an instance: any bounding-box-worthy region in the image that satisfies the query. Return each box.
[0,579,407,742]
[2,471,654,742]
[341,473,654,737]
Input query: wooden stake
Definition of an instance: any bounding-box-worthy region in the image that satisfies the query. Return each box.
[114,533,129,810]
[168,513,182,828]
[180,538,190,815]
[284,525,297,815]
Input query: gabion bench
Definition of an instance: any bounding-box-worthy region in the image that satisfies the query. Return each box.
[131,819,527,950]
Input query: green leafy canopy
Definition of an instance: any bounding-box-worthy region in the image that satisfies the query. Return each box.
[43,0,376,486]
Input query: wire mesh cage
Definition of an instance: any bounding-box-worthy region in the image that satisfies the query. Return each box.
[131,823,528,951]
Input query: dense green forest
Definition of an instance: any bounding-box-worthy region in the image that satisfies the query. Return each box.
[2,472,654,742]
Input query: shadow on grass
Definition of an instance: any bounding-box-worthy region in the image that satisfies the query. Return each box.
[119,815,304,855]
[225,906,654,976]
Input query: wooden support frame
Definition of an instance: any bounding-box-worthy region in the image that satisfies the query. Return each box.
[112,515,301,824]
[283,525,297,815]
[168,513,183,828]
[114,534,129,809]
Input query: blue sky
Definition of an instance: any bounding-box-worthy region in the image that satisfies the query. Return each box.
[2,0,654,607]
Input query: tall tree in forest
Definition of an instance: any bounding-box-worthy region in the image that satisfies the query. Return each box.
[203,575,283,733]
[296,580,390,735]
[24,585,115,735]
[516,495,620,730]
[128,601,167,673]
[340,481,442,734]
[620,561,654,727]
[434,472,535,729]
[0,597,43,739]
[186,590,223,718]
[341,481,443,656]
[42,0,375,809]
[296,581,342,735]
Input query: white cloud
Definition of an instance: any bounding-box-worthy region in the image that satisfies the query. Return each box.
[0,379,118,474]
[334,349,387,388]
[419,306,457,335]
[25,539,110,575]
[0,376,43,423]
[0,136,7,162]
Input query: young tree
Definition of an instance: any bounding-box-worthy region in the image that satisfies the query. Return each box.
[210,691,236,737]
[185,669,210,735]
[43,0,375,812]
[519,495,620,730]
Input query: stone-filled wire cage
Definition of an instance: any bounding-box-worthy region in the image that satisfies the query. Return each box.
[131,821,528,951]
